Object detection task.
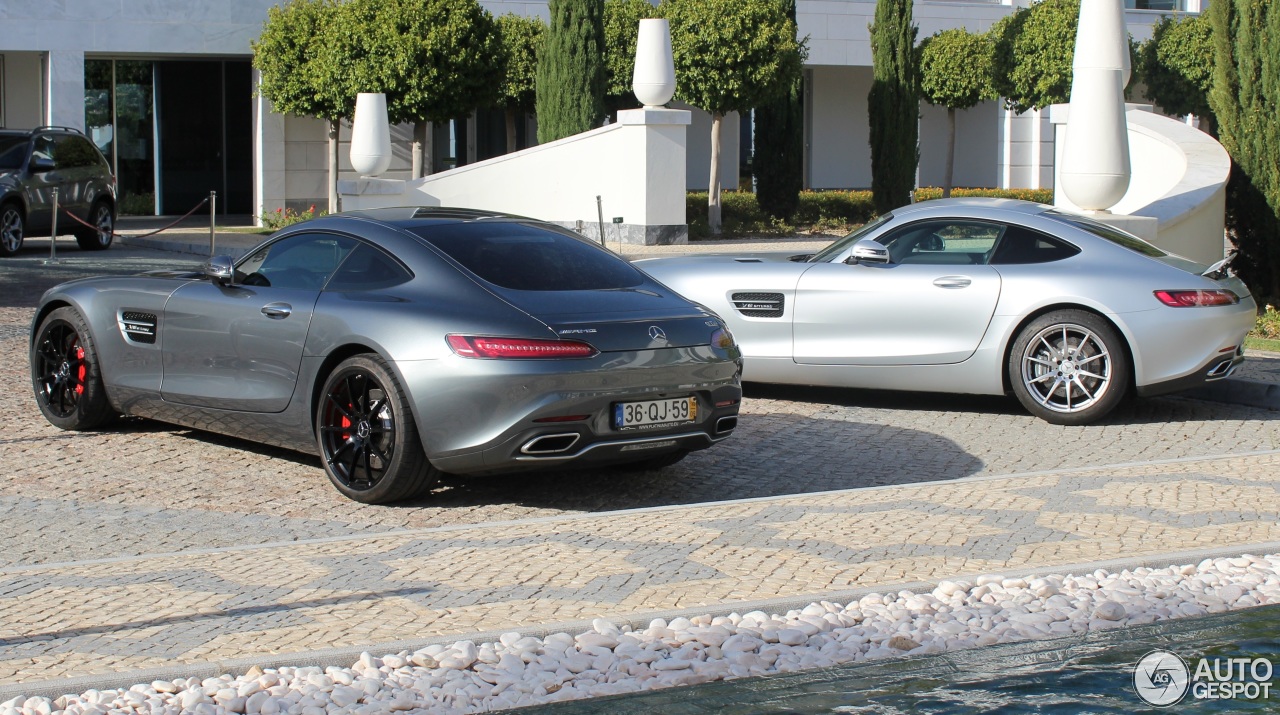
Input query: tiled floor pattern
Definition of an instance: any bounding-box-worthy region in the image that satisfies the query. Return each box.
[2,451,1278,686]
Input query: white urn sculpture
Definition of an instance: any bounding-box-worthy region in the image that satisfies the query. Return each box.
[1059,0,1131,212]
[350,92,392,177]
[632,19,676,107]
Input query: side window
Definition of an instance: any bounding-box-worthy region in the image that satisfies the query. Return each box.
[325,242,413,291]
[53,135,102,169]
[31,135,56,165]
[989,225,1081,265]
[236,233,358,290]
[880,220,1004,265]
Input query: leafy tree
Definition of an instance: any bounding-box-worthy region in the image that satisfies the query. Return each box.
[918,27,995,198]
[253,0,352,212]
[990,0,1139,112]
[603,0,660,119]
[1209,0,1280,299]
[1140,14,1214,134]
[537,0,607,143]
[663,0,804,234]
[867,0,919,214]
[990,0,1078,114]
[753,0,804,220]
[342,0,503,177]
[496,14,546,153]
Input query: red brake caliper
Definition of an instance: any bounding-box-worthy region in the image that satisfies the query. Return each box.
[74,346,86,395]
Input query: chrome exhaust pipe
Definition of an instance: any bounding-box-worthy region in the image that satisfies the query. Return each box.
[715,416,738,433]
[520,433,581,455]
[1206,360,1236,379]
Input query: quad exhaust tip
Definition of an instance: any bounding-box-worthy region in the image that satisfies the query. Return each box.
[520,433,581,455]
[1206,360,1236,379]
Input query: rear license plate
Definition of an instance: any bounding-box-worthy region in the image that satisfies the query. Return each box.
[614,396,697,430]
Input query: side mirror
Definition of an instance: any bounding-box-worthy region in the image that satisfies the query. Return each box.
[845,238,890,265]
[202,255,235,286]
[28,156,54,174]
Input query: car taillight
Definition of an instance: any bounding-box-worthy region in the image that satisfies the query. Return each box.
[1153,290,1240,307]
[446,335,597,359]
[711,327,736,349]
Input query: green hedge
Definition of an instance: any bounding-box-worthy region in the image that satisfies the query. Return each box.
[686,187,1055,239]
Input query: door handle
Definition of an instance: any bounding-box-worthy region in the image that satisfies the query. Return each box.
[261,303,292,319]
[933,276,972,289]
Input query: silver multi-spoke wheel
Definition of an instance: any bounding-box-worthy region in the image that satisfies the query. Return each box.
[1021,323,1111,413]
[76,202,114,250]
[1008,310,1130,425]
[0,205,23,255]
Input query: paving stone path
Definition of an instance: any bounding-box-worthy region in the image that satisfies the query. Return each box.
[2,240,1278,692]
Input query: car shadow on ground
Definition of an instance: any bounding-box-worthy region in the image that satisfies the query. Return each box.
[744,381,1280,426]
[416,411,987,511]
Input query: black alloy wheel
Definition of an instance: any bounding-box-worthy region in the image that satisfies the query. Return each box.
[31,307,115,429]
[316,354,438,503]
[0,203,23,256]
[75,201,114,250]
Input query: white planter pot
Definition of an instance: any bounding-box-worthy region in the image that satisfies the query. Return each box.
[350,92,392,177]
[632,18,676,108]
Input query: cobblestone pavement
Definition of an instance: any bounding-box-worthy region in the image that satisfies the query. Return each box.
[2,240,1279,690]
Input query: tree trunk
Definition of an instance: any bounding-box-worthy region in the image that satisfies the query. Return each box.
[943,107,956,199]
[505,109,519,154]
[412,121,436,178]
[708,113,723,235]
[328,119,340,214]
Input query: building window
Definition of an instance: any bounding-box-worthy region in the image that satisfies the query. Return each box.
[1125,0,1182,9]
[85,59,155,215]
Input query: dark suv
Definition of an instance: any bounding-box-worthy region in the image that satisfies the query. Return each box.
[0,126,116,256]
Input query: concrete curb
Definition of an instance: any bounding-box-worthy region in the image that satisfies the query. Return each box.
[116,233,258,261]
[4,540,1277,702]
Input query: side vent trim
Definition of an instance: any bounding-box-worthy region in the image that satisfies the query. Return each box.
[119,311,158,344]
[730,292,784,318]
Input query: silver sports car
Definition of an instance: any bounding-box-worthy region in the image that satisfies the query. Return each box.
[30,207,742,503]
[636,199,1256,425]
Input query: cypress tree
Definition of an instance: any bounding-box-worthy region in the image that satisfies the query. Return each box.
[867,0,919,215]
[1209,0,1280,299]
[536,0,607,143]
[753,0,804,220]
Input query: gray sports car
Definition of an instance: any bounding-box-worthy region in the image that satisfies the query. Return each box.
[636,199,1256,425]
[30,208,742,503]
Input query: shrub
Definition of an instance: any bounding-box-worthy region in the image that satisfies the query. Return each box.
[260,204,325,230]
[1254,304,1280,340]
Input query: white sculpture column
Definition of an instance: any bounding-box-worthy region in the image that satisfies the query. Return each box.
[350,93,393,177]
[614,17,691,244]
[1059,0,1130,212]
[338,92,407,210]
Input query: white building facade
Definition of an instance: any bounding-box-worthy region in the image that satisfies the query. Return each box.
[0,0,1202,218]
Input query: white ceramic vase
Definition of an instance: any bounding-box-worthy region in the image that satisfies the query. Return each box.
[350,92,392,177]
[632,19,676,108]
[1060,0,1131,211]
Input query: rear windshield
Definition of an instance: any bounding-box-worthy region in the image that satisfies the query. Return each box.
[1044,210,1166,257]
[0,135,28,170]
[409,222,645,291]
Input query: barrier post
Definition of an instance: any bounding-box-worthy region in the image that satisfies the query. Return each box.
[595,195,606,247]
[209,191,217,256]
[44,188,60,265]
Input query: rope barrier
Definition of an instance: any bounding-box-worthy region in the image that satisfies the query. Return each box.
[59,196,211,240]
